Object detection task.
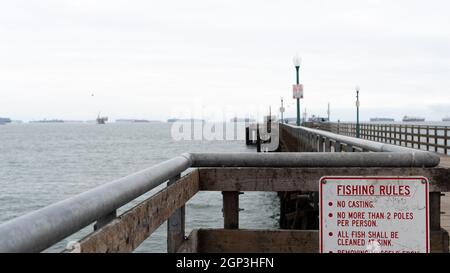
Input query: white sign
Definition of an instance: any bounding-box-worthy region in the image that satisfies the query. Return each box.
[320,176,429,253]
[280,107,285,113]
[293,84,303,99]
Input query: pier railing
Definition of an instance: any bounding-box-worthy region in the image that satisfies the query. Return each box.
[0,138,448,252]
[303,122,450,155]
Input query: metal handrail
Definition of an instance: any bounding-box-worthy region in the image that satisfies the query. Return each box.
[0,147,441,252]
[283,124,441,160]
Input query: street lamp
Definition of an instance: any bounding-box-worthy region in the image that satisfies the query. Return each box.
[293,55,302,126]
[355,85,360,138]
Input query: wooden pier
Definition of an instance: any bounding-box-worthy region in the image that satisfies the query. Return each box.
[0,122,449,253]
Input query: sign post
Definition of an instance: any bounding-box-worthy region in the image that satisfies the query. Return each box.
[320,176,429,253]
[292,84,303,99]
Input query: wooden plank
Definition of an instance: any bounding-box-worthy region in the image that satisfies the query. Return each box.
[196,229,319,253]
[183,229,448,253]
[441,193,450,245]
[430,192,441,231]
[222,191,239,229]
[199,167,450,192]
[76,170,200,253]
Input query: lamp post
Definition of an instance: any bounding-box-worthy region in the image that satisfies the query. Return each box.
[280,97,284,124]
[355,86,360,138]
[293,56,302,126]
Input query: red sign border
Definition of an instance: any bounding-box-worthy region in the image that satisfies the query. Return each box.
[319,176,429,253]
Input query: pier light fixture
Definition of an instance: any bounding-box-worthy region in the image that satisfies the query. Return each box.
[293,55,302,126]
[293,55,302,68]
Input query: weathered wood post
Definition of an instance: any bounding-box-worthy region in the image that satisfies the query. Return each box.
[346,144,353,152]
[222,192,239,229]
[245,126,250,145]
[445,128,448,155]
[334,141,341,152]
[319,137,324,152]
[167,174,185,253]
[435,126,438,152]
[325,138,331,152]
[256,124,261,152]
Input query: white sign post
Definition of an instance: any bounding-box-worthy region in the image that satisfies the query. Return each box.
[320,176,429,253]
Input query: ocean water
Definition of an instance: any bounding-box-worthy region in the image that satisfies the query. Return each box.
[0,123,279,252]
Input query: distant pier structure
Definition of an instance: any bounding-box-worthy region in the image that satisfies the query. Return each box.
[96,114,108,124]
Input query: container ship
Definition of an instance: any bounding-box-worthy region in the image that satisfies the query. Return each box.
[0,117,12,125]
[370,117,395,122]
[402,116,425,122]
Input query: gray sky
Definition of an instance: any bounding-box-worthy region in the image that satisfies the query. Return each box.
[1,0,450,122]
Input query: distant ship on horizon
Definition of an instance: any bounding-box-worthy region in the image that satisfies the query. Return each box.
[167,118,205,123]
[370,117,395,122]
[29,119,64,123]
[230,117,256,123]
[402,116,425,122]
[0,117,12,125]
[443,117,450,122]
[96,113,108,124]
[115,119,161,123]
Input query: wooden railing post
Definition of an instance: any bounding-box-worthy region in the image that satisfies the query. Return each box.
[346,144,353,152]
[417,126,421,150]
[167,174,185,253]
[445,128,448,155]
[334,141,341,152]
[394,124,398,145]
[222,191,239,229]
[325,138,331,152]
[435,127,438,152]
[319,137,324,152]
[430,192,441,231]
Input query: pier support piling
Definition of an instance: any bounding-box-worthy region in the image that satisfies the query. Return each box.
[222,191,239,229]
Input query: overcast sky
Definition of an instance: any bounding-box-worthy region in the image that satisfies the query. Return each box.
[1,0,450,122]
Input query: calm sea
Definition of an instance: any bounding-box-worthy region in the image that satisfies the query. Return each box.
[0,122,279,252]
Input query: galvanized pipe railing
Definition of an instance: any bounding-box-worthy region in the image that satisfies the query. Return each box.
[0,147,441,252]
[0,155,192,253]
[188,152,439,168]
[281,124,441,167]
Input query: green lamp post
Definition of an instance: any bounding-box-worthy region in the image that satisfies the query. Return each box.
[356,85,360,138]
[293,56,302,126]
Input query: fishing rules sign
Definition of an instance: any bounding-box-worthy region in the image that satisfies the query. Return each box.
[319,176,429,253]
